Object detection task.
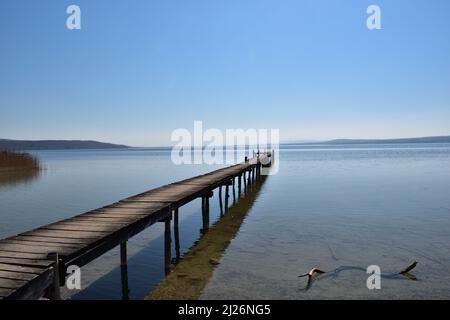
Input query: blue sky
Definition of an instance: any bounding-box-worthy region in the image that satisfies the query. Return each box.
[1,0,450,146]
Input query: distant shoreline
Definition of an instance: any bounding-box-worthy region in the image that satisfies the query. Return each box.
[283,135,450,145]
[0,139,129,150]
[1,135,450,151]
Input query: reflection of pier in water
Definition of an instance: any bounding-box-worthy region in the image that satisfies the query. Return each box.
[146,174,268,300]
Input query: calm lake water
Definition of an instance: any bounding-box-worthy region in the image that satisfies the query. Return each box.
[1,143,450,299]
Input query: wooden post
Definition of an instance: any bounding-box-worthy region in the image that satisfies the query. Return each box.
[46,252,61,300]
[120,241,129,300]
[218,185,223,215]
[243,171,247,194]
[238,174,242,196]
[164,218,171,276]
[201,196,210,233]
[225,182,229,212]
[232,177,236,204]
[205,195,210,227]
[120,242,127,267]
[173,208,180,262]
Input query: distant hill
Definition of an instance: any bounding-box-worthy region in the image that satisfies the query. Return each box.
[325,136,450,144]
[0,139,129,150]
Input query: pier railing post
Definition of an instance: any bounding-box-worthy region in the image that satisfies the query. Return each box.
[46,252,61,300]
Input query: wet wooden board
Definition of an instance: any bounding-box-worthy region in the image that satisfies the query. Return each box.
[0,154,268,299]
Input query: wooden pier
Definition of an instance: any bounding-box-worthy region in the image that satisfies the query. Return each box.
[0,153,271,300]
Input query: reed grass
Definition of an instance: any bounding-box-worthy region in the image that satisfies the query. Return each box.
[0,150,41,171]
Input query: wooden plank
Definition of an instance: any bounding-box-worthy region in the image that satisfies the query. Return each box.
[97,207,151,213]
[80,209,146,216]
[108,203,169,210]
[0,278,27,289]
[0,244,75,256]
[91,207,153,218]
[46,220,127,227]
[0,263,45,275]
[22,229,107,240]
[1,240,82,250]
[110,201,168,209]
[134,186,205,198]
[0,270,37,281]
[15,235,93,245]
[144,188,206,196]
[176,177,223,185]
[0,257,54,268]
[0,250,48,260]
[42,223,120,233]
[2,268,54,300]
[137,189,203,196]
[88,210,150,217]
[0,288,14,298]
[129,192,204,203]
[55,221,129,229]
[63,217,135,224]
[121,199,177,203]
[177,172,242,187]
[145,188,205,195]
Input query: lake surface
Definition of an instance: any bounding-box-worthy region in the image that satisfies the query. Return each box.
[1,144,450,299]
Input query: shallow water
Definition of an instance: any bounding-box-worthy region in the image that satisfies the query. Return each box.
[201,143,450,299]
[1,144,450,299]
